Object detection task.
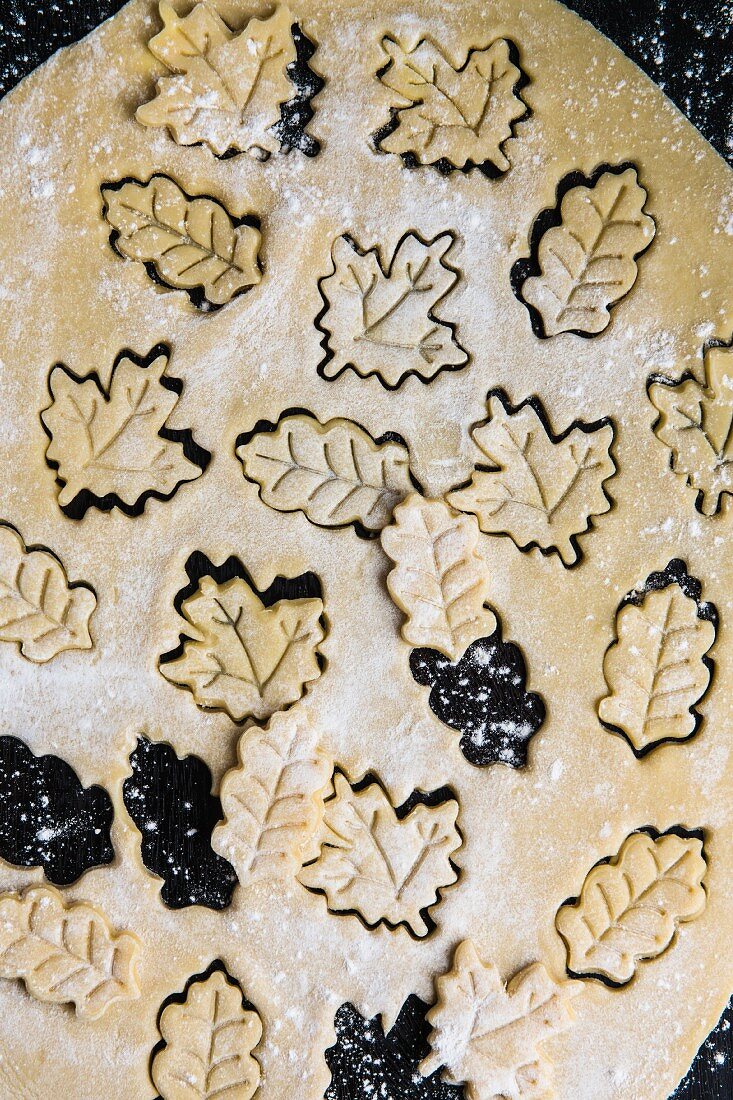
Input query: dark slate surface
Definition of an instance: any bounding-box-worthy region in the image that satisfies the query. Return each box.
[0,0,730,1096]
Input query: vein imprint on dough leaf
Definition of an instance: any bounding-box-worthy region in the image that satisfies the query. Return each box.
[514,164,656,338]
[159,554,326,723]
[317,231,469,389]
[0,523,96,661]
[40,345,210,518]
[298,770,461,937]
[102,175,262,309]
[236,409,418,537]
[446,389,616,566]
[648,339,733,516]
[373,32,529,176]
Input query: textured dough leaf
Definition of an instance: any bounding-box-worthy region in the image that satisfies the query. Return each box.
[298,772,461,936]
[102,175,261,306]
[420,940,577,1100]
[152,968,262,1100]
[41,349,206,514]
[598,583,715,753]
[318,232,468,388]
[555,831,707,984]
[377,35,526,172]
[237,412,414,534]
[447,394,615,565]
[521,167,656,336]
[160,574,325,722]
[0,885,140,1020]
[136,1,296,157]
[649,344,733,515]
[212,710,332,886]
[0,525,96,662]
[381,493,496,660]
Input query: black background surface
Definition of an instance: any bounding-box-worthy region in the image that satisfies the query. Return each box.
[0,0,730,1096]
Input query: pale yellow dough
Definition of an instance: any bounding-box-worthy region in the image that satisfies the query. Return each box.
[0,0,731,1097]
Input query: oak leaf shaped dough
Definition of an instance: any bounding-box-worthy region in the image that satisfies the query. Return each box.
[521,167,656,336]
[447,395,615,566]
[318,232,468,388]
[237,412,414,535]
[212,710,332,886]
[102,175,261,307]
[598,582,715,753]
[41,349,206,515]
[136,0,296,158]
[0,524,96,662]
[0,885,140,1020]
[152,968,262,1100]
[298,772,461,936]
[649,343,733,515]
[381,493,496,660]
[377,35,526,173]
[420,940,577,1100]
[160,575,325,722]
[555,831,707,984]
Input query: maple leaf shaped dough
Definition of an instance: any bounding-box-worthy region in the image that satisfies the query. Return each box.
[0,524,96,662]
[0,885,140,1021]
[555,831,707,985]
[237,412,415,536]
[160,574,325,722]
[212,710,332,886]
[136,1,297,157]
[381,493,496,660]
[377,35,527,173]
[447,393,615,566]
[103,175,262,308]
[152,967,262,1100]
[298,772,461,936]
[520,167,656,337]
[598,571,716,754]
[41,348,207,517]
[420,941,577,1100]
[649,343,733,515]
[318,232,468,389]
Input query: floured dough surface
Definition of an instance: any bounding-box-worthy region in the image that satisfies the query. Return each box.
[0,0,731,1097]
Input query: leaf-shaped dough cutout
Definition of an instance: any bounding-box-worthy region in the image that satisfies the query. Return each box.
[102,176,262,308]
[381,494,496,661]
[237,411,416,536]
[648,342,733,516]
[41,346,209,517]
[212,710,332,886]
[152,965,262,1100]
[0,524,96,661]
[375,34,528,174]
[519,166,656,337]
[555,830,707,985]
[136,1,297,158]
[317,232,468,389]
[447,391,616,566]
[160,572,325,723]
[419,940,578,1100]
[598,561,716,754]
[0,885,140,1020]
[298,772,461,937]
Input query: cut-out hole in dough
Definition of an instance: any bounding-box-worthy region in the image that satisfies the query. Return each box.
[511,163,656,338]
[123,736,237,911]
[373,32,529,178]
[598,559,717,756]
[0,736,113,885]
[159,551,327,723]
[316,231,469,389]
[40,344,210,519]
[236,408,421,538]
